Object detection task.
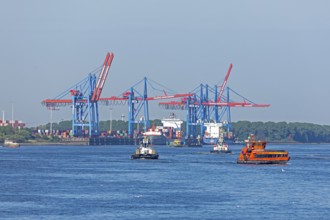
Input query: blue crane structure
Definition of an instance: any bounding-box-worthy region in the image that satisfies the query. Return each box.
[42,52,114,137]
[99,77,193,137]
[159,64,270,139]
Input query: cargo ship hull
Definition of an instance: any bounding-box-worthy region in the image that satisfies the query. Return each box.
[211,149,232,154]
[145,135,167,145]
[131,154,159,160]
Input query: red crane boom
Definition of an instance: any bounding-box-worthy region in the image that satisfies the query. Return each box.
[217,63,232,102]
[91,52,114,101]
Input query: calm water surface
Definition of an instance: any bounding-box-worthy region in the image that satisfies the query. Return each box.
[0,144,329,219]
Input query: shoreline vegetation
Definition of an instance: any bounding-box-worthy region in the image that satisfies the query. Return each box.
[2,141,329,147]
[2,120,330,145]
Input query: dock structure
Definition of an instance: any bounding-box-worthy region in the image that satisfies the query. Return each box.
[89,137,136,146]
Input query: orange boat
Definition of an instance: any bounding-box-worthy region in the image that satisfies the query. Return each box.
[237,134,290,164]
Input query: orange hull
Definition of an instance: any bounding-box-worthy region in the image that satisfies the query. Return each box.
[237,135,290,164]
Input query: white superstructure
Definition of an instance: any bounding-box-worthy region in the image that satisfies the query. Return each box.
[204,122,223,138]
[161,113,183,130]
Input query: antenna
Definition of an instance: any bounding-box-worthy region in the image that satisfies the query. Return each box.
[11,103,14,127]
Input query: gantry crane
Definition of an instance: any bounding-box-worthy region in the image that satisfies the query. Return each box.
[159,64,270,139]
[99,77,193,137]
[42,52,114,137]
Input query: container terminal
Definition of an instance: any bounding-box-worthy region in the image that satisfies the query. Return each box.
[41,51,269,146]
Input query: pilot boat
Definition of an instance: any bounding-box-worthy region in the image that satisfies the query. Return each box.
[237,134,290,164]
[131,136,159,159]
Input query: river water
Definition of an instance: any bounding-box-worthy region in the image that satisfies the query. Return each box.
[0,144,329,219]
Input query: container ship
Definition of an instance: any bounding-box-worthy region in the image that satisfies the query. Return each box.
[143,128,167,145]
[203,122,233,144]
[161,113,183,141]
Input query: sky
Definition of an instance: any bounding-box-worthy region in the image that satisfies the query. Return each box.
[0,0,329,127]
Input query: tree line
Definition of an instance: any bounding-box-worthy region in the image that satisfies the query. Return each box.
[0,126,32,143]
[231,121,330,143]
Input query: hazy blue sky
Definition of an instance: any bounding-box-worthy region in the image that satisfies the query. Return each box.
[0,0,329,127]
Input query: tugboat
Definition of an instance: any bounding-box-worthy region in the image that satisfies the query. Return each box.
[237,134,290,164]
[131,136,159,159]
[210,129,231,153]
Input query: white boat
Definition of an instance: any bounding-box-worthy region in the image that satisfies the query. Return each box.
[3,139,20,148]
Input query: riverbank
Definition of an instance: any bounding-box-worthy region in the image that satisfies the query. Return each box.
[17,140,89,146]
[9,141,330,147]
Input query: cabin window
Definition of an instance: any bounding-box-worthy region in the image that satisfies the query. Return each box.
[255,154,283,158]
[256,154,288,158]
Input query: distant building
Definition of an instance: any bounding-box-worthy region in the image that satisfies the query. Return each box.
[0,120,26,129]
